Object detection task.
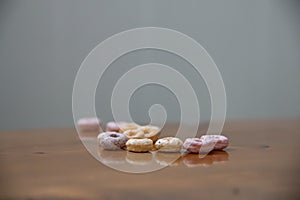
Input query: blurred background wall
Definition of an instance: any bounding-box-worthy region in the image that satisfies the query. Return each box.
[0,0,299,131]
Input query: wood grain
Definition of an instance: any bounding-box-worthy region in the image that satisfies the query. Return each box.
[0,119,300,200]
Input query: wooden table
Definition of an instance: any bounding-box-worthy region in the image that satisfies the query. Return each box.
[1,119,300,200]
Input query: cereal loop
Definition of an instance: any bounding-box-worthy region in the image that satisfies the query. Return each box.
[123,125,160,142]
[126,138,153,152]
[77,117,101,132]
[155,137,183,152]
[98,132,127,150]
[105,121,120,132]
[200,135,229,150]
[182,138,203,153]
[118,123,140,133]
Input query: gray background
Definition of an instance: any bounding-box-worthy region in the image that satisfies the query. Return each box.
[0,0,299,131]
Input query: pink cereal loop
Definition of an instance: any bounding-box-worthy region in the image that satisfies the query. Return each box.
[106,121,120,132]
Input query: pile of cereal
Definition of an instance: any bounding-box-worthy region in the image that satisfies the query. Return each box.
[77,118,229,154]
[91,121,229,154]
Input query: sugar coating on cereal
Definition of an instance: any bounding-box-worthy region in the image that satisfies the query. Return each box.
[155,137,183,152]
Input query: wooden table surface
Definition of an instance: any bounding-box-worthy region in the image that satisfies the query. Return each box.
[0,119,300,200]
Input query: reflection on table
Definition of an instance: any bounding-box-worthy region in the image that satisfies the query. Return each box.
[97,147,229,168]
